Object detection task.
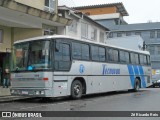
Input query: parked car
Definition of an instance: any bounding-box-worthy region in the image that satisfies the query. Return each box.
[152,79,160,88]
[151,73,160,88]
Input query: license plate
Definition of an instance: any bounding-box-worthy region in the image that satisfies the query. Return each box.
[22,91,28,95]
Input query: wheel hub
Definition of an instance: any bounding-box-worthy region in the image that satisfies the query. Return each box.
[74,84,80,95]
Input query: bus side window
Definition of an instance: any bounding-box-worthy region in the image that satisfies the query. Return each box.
[120,50,126,63]
[72,42,82,60]
[55,41,71,71]
[130,53,139,64]
[135,53,139,64]
[140,54,144,65]
[55,42,62,61]
[125,52,130,63]
[72,42,90,60]
[147,55,151,65]
[119,50,129,63]
[106,48,118,63]
[113,49,118,62]
[99,47,105,62]
[143,55,147,65]
[91,46,99,61]
[107,48,113,62]
[82,44,90,60]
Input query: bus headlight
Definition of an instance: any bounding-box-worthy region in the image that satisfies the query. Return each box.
[40,91,45,95]
[35,91,40,95]
[11,90,15,94]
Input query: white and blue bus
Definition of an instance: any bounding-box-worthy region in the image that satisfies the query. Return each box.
[10,35,152,99]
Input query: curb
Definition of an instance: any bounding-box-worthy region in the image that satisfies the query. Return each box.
[0,96,30,103]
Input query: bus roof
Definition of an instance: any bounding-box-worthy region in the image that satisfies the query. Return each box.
[14,35,150,55]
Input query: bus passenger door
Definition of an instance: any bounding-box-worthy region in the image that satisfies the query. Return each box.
[53,40,71,97]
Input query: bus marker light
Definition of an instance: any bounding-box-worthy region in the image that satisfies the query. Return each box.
[43,78,48,81]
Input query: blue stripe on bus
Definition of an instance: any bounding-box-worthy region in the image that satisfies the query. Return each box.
[133,65,139,75]
[138,66,146,88]
[127,65,135,88]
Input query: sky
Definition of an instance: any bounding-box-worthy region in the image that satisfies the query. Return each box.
[58,0,160,24]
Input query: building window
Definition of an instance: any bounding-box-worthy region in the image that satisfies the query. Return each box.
[100,32,105,43]
[44,0,55,12]
[44,29,56,35]
[43,24,57,35]
[135,32,141,36]
[150,31,155,38]
[117,32,122,37]
[114,19,119,25]
[108,33,113,38]
[148,46,155,55]
[91,27,97,41]
[68,20,77,33]
[0,30,3,43]
[157,31,160,38]
[81,22,88,39]
[126,32,131,36]
[156,46,160,55]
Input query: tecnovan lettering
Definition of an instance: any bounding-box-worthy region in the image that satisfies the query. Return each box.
[102,64,120,75]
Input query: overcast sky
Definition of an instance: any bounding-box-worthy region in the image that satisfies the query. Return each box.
[58,0,160,24]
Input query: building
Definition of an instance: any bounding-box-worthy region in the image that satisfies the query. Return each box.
[58,6,108,43]
[72,2,129,27]
[73,3,160,70]
[106,35,144,51]
[0,0,71,85]
[107,23,160,69]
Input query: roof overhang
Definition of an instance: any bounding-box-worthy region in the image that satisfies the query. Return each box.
[72,2,129,16]
[58,6,109,31]
[0,0,72,28]
[89,13,121,20]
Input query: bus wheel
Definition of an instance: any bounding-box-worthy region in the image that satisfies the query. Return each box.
[71,80,82,99]
[134,79,140,92]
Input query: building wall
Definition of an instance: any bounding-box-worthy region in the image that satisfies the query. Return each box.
[67,20,81,39]
[15,0,45,10]
[111,30,160,44]
[0,27,43,52]
[58,13,106,42]
[13,28,43,42]
[0,26,11,53]
[77,7,117,15]
[106,35,144,51]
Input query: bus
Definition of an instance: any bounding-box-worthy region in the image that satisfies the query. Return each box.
[10,35,152,99]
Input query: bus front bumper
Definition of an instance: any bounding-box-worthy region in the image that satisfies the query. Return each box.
[10,88,53,97]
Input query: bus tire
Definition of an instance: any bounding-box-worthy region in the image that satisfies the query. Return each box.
[134,79,140,92]
[71,80,82,99]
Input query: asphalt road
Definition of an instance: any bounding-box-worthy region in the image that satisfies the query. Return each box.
[0,88,160,120]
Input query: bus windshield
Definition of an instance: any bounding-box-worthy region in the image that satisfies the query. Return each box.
[12,40,51,71]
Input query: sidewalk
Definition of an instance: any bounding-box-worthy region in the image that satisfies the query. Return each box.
[0,86,29,102]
